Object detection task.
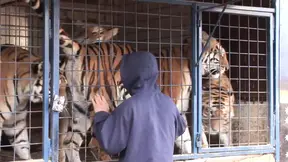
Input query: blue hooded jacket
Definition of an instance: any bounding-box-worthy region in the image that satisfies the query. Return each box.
[93,51,187,162]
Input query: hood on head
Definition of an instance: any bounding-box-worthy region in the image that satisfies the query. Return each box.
[120,51,159,95]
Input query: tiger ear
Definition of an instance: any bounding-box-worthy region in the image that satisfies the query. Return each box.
[102,27,119,41]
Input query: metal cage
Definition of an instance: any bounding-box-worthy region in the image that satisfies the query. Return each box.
[0,0,280,162]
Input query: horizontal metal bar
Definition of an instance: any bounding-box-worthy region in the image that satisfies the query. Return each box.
[137,0,275,14]
[137,0,217,6]
[173,148,274,160]
[198,0,241,12]
[11,160,51,162]
[200,145,274,153]
[202,7,274,17]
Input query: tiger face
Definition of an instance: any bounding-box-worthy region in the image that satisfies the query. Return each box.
[183,31,229,79]
[74,23,119,44]
[30,59,67,103]
[201,43,229,79]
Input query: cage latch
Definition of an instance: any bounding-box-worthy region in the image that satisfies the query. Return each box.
[196,133,202,148]
[51,95,66,112]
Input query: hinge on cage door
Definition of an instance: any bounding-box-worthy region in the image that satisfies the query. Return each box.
[197,19,201,27]
[48,18,52,39]
[196,133,202,148]
[51,95,66,112]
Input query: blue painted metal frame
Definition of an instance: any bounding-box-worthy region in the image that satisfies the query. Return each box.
[269,14,275,148]
[50,0,60,161]
[190,4,201,155]
[173,147,274,160]
[42,0,50,161]
[273,0,280,161]
[198,9,276,155]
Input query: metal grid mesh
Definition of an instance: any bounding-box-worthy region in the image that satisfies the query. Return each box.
[0,0,272,161]
[0,2,43,161]
[59,0,192,160]
[201,11,269,147]
[56,0,271,161]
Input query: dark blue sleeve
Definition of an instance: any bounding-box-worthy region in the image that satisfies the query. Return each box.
[93,105,132,155]
[175,110,187,138]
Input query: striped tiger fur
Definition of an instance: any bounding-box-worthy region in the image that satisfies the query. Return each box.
[202,73,234,148]
[0,44,43,160]
[184,32,234,148]
[200,32,234,148]
[183,31,229,79]
[183,31,234,148]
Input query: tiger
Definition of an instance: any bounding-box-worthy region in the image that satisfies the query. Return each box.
[0,44,44,160]
[184,31,234,148]
[201,32,234,148]
[201,73,235,148]
[24,0,232,160]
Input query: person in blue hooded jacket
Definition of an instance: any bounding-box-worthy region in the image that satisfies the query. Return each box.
[92,51,187,162]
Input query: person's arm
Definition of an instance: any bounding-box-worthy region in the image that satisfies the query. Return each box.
[93,104,132,155]
[175,109,187,138]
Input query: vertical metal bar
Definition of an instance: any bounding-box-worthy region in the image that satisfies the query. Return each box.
[198,11,204,151]
[273,0,280,161]
[268,15,274,147]
[42,0,50,161]
[50,0,60,161]
[190,4,201,153]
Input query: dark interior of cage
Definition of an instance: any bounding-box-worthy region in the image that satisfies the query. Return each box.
[0,0,271,161]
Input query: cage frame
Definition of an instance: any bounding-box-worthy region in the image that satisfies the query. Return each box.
[41,0,280,161]
[198,2,275,152]
[135,0,279,161]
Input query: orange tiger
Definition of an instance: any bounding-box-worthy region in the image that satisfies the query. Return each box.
[0,44,43,160]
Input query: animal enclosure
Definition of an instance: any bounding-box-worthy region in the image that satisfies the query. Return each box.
[0,0,279,161]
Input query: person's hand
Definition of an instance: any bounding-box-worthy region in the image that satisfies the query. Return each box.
[92,94,109,113]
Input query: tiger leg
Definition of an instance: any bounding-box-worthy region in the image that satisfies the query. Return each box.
[88,133,112,161]
[174,84,192,153]
[59,109,70,162]
[175,114,191,154]
[219,124,233,147]
[3,110,30,160]
[201,126,209,148]
[219,119,233,147]
[63,104,92,162]
[88,114,111,161]
[219,132,230,147]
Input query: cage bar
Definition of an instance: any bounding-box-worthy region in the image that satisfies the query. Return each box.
[42,0,50,161]
[50,0,61,162]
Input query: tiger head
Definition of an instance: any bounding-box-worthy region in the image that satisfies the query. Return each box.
[73,20,119,44]
[30,58,67,103]
[183,31,229,79]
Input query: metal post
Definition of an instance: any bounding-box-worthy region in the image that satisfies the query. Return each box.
[190,4,201,153]
[50,0,60,161]
[42,0,50,161]
[273,0,280,161]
